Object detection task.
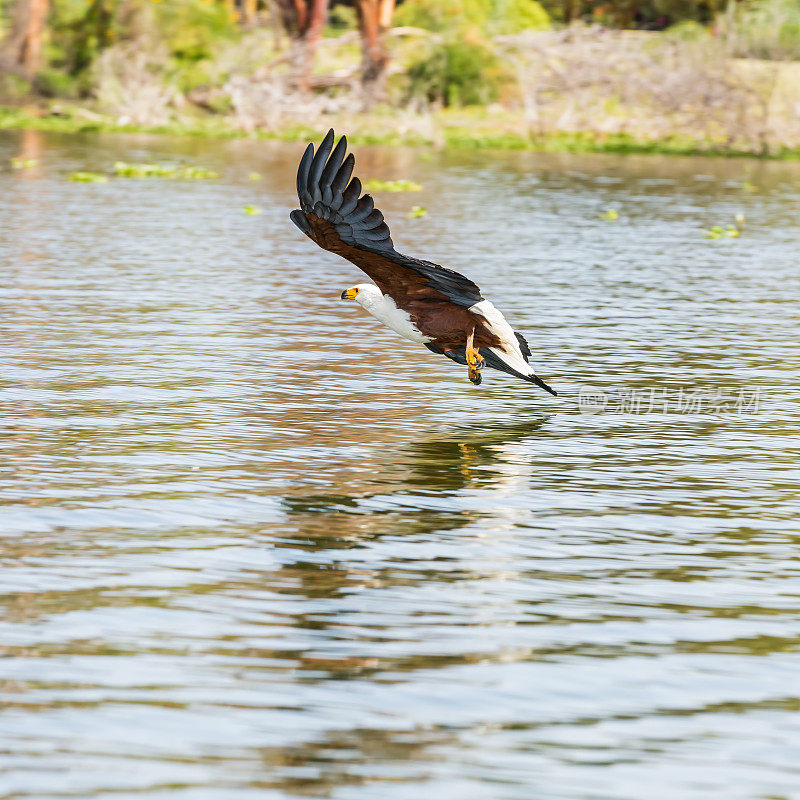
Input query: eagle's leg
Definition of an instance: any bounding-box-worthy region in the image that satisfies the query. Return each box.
[466,329,484,385]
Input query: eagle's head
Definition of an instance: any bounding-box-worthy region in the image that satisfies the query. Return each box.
[340,284,381,306]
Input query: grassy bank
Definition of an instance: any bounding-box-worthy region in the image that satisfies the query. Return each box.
[4,104,800,160]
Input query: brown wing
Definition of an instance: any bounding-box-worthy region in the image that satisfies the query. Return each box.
[290,129,484,308]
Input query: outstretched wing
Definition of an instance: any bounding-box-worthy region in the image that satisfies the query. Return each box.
[290,129,484,307]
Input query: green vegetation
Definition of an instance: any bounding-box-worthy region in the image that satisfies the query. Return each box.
[2,0,800,157]
[406,39,505,106]
[242,204,262,214]
[721,0,800,60]
[11,156,37,168]
[363,178,423,192]
[705,214,745,238]
[394,0,549,34]
[68,170,108,182]
[113,161,219,179]
[62,160,219,182]
[599,208,620,221]
[705,224,741,239]
[408,205,428,218]
[6,103,800,160]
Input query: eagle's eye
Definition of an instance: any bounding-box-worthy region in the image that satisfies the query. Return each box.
[340,287,359,300]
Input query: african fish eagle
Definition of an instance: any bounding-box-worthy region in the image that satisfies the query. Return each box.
[290,129,557,395]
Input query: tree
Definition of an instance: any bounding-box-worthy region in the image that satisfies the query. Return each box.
[0,0,51,78]
[354,0,395,106]
[276,0,330,91]
[241,0,258,26]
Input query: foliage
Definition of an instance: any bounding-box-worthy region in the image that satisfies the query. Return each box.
[720,0,800,60]
[406,38,506,106]
[662,19,709,41]
[40,0,240,99]
[0,71,31,99]
[3,0,800,156]
[491,0,551,32]
[34,67,83,97]
[397,0,544,107]
[11,156,38,168]
[408,205,428,218]
[395,0,550,33]
[242,204,262,214]
[327,3,357,32]
[156,0,238,63]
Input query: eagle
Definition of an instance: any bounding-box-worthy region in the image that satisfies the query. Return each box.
[290,129,557,395]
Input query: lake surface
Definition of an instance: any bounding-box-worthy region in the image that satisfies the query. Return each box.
[2,129,800,800]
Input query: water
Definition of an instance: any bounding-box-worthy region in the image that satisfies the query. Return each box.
[2,129,800,800]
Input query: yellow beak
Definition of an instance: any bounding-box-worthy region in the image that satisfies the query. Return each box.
[340,288,358,300]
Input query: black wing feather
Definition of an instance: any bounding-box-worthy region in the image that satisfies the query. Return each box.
[319,135,347,190]
[330,153,354,198]
[515,332,532,361]
[291,129,483,308]
[339,178,361,217]
[307,129,334,205]
[296,143,314,209]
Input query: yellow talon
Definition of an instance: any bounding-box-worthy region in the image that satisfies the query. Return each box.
[466,329,483,385]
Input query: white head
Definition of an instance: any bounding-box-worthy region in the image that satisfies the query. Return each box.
[338,281,432,345]
[339,283,383,310]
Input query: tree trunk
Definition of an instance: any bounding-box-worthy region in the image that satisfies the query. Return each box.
[0,0,51,79]
[356,0,394,107]
[277,0,329,91]
[242,0,258,27]
[562,0,579,22]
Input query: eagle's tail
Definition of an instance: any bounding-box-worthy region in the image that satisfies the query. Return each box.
[479,347,558,396]
[441,346,557,395]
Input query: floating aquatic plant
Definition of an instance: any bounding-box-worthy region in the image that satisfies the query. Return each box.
[705,225,739,239]
[243,205,262,215]
[11,157,38,169]
[248,172,262,181]
[68,171,108,183]
[181,165,219,180]
[408,205,427,219]
[705,214,745,239]
[113,161,219,179]
[599,208,619,221]
[363,179,423,193]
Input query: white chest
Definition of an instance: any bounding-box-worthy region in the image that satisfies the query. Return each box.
[362,294,433,344]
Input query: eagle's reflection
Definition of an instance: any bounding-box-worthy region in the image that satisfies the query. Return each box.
[254,417,551,795]
[277,414,551,545]
[401,415,551,491]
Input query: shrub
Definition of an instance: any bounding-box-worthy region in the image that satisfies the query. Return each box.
[34,68,81,98]
[155,0,238,63]
[395,0,549,33]
[720,0,800,60]
[0,72,32,100]
[406,39,506,106]
[491,0,551,32]
[662,20,710,41]
[327,4,357,32]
